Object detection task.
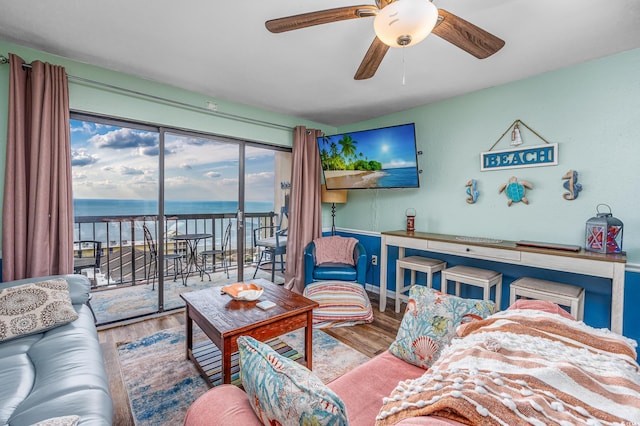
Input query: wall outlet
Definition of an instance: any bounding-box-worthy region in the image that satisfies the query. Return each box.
[371,255,378,265]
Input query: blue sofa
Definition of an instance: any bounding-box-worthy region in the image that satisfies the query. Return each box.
[0,274,113,425]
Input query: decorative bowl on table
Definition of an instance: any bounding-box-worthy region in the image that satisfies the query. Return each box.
[221,283,264,301]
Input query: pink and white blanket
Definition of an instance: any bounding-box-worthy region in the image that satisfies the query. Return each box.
[377,309,640,425]
[314,236,358,266]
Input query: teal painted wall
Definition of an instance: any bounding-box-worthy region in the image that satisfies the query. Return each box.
[335,48,640,263]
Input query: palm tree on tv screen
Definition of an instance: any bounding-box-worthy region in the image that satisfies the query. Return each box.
[338,135,357,163]
[320,135,382,172]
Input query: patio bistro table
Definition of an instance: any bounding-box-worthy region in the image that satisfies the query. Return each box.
[171,233,212,285]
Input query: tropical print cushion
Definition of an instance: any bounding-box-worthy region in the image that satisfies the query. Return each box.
[389,286,495,369]
[0,278,79,342]
[238,335,348,426]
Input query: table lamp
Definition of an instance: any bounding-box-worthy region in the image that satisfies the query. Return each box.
[321,184,347,235]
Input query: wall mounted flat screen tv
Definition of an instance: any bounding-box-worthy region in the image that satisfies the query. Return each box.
[318,123,420,190]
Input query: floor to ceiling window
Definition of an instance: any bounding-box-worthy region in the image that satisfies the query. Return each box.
[70,113,291,325]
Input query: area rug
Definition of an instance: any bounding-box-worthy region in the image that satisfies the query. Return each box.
[117,326,370,425]
[91,267,279,323]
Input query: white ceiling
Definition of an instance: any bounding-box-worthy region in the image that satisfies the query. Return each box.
[0,0,639,127]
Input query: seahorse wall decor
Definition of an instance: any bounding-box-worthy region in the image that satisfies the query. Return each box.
[465,179,478,204]
[562,170,582,200]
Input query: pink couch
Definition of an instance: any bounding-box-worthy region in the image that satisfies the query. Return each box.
[183,350,463,425]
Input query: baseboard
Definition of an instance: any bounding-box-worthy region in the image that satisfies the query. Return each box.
[364,283,380,295]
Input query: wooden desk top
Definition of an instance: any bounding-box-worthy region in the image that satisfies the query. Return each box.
[381,230,627,264]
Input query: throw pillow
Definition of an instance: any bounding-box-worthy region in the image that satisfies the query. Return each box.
[314,236,357,266]
[33,416,80,426]
[389,286,495,369]
[238,335,348,426]
[508,299,576,320]
[0,278,79,342]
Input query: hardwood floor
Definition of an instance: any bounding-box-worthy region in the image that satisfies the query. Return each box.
[98,292,404,426]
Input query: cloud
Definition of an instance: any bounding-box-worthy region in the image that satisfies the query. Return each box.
[205,171,222,179]
[246,171,274,184]
[165,176,190,186]
[180,163,192,170]
[139,146,159,156]
[220,177,239,186]
[185,137,208,146]
[119,166,145,176]
[71,150,98,167]
[138,146,175,157]
[74,179,119,191]
[70,121,94,134]
[383,159,416,169]
[89,128,158,149]
[101,165,145,176]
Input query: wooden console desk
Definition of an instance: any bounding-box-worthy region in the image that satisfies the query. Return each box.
[379,230,627,334]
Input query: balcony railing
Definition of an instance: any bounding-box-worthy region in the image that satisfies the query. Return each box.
[74,212,277,287]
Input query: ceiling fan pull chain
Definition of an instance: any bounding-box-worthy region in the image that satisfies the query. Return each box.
[402,46,406,86]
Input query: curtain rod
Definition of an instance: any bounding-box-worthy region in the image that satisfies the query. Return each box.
[0,54,294,132]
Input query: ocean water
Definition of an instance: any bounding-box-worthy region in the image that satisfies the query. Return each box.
[74,199,274,247]
[74,199,273,217]
[376,167,420,188]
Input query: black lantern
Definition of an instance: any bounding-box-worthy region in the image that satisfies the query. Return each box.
[585,204,623,254]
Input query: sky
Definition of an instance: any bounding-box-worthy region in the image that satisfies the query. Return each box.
[319,123,418,169]
[70,119,276,202]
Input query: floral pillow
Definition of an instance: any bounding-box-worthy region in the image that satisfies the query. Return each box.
[389,286,495,369]
[33,416,80,426]
[238,335,348,426]
[0,278,79,342]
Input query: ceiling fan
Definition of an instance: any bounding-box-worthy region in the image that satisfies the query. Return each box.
[266,0,505,80]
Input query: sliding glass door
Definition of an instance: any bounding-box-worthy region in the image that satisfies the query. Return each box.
[162,131,240,310]
[71,116,161,323]
[71,113,290,325]
[245,145,291,285]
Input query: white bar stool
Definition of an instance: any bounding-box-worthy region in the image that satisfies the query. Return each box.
[441,265,502,309]
[510,277,585,320]
[395,256,446,313]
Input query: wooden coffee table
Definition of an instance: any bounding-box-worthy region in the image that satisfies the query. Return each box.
[180,278,319,386]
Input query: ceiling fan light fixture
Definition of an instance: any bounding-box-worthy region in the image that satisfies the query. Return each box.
[373,0,439,48]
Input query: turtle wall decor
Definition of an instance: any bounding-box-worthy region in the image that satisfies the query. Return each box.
[498,176,533,206]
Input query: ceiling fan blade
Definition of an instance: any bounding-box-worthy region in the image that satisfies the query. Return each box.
[266,5,377,33]
[354,37,390,80]
[432,9,505,59]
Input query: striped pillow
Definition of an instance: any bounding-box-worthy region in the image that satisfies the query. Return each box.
[304,281,374,328]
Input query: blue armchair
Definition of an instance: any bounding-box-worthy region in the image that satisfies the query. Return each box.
[304,240,367,286]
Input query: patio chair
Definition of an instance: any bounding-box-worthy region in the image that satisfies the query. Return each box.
[73,240,102,288]
[252,206,287,283]
[200,222,232,280]
[143,223,183,290]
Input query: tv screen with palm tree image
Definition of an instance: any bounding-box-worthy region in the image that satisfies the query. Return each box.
[318,123,420,189]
